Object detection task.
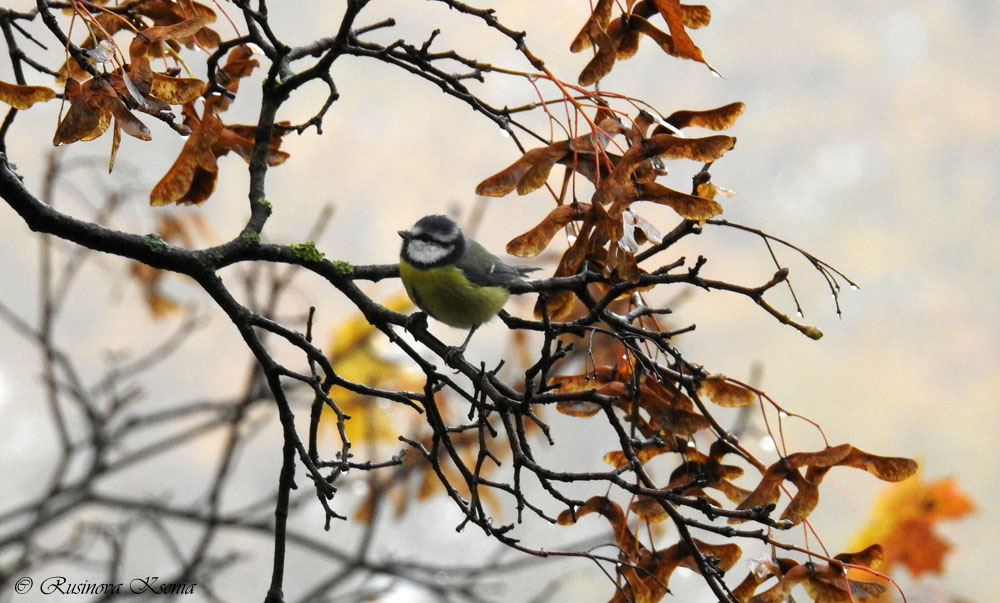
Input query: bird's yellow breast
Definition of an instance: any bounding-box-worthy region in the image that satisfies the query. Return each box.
[399,260,511,329]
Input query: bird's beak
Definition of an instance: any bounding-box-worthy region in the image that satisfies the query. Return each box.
[398,230,411,240]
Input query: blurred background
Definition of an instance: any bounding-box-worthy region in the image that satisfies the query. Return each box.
[1,0,996,601]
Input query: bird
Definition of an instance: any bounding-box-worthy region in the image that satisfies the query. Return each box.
[398,214,537,353]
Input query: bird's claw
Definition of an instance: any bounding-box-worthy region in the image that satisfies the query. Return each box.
[443,344,467,366]
[404,311,428,333]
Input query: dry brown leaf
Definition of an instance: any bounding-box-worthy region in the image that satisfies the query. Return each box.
[52,78,111,145]
[0,80,56,109]
[836,446,918,481]
[150,73,208,104]
[681,4,712,28]
[570,0,615,52]
[652,0,714,70]
[663,102,745,130]
[507,203,591,257]
[635,182,723,221]
[150,107,221,205]
[699,375,755,407]
[138,16,211,44]
[475,142,570,197]
[780,475,820,525]
[643,133,736,161]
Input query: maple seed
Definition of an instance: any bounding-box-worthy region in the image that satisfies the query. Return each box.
[0,81,56,109]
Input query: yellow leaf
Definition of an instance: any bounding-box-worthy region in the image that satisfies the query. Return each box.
[0,80,56,109]
[699,375,755,407]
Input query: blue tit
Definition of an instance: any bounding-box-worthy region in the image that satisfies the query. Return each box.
[398,214,537,348]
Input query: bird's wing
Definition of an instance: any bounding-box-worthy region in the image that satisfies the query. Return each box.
[459,238,538,288]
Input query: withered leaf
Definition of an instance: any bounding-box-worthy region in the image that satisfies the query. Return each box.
[802,566,886,602]
[534,290,576,322]
[784,443,854,469]
[570,0,615,52]
[507,203,591,257]
[593,133,735,207]
[603,439,682,469]
[663,101,745,131]
[834,544,884,569]
[837,446,918,482]
[150,106,221,205]
[578,34,619,87]
[555,399,603,418]
[652,0,716,72]
[731,463,786,523]
[0,80,56,109]
[217,44,259,95]
[557,496,640,554]
[699,375,755,407]
[52,78,111,145]
[219,123,291,166]
[780,475,820,525]
[628,15,676,57]
[475,142,570,197]
[548,365,620,392]
[643,133,736,161]
[630,496,670,522]
[681,4,712,28]
[678,539,741,573]
[695,179,736,200]
[635,182,723,221]
[150,72,208,105]
[138,16,211,44]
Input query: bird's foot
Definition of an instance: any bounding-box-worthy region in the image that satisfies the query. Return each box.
[444,326,478,367]
[443,345,466,366]
[404,311,428,333]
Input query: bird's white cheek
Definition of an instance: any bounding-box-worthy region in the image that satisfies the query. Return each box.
[407,240,450,265]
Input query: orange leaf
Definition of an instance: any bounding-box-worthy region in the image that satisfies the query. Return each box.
[150,73,208,104]
[603,439,682,469]
[150,108,221,205]
[570,0,614,52]
[643,133,736,161]
[681,4,712,28]
[578,34,620,87]
[780,474,820,525]
[217,45,259,95]
[507,204,591,257]
[548,365,620,392]
[138,16,211,44]
[558,496,641,555]
[475,142,569,197]
[635,182,723,221]
[0,80,56,109]
[555,399,603,418]
[652,0,714,70]
[699,375,755,407]
[849,474,973,577]
[630,496,670,522]
[836,446,918,481]
[663,102,745,131]
[534,289,575,322]
[52,78,111,145]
